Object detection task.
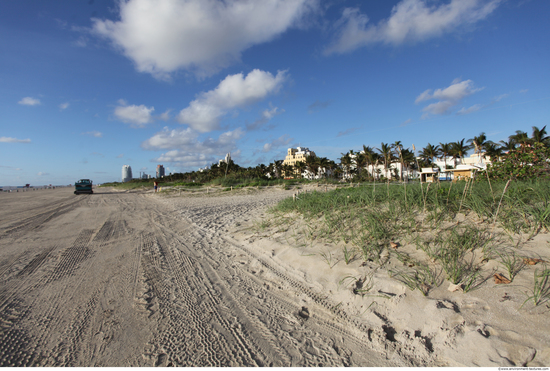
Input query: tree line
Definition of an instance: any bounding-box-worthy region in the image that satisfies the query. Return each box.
[136,125,550,185]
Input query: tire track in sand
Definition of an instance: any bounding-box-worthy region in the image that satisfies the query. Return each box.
[147,204,382,367]
[0,197,82,239]
[138,230,248,366]
[153,221,292,366]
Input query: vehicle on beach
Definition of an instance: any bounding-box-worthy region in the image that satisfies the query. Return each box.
[74,179,93,194]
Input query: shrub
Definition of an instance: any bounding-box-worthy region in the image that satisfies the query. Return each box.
[486,142,550,180]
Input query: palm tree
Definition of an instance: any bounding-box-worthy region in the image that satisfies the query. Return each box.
[305,155,319,179]
[401,148,416,180]
[318,157,331,179]
[499,139,516,153]
[420,143,440,166]
[439,142,453,168]
[332,166,343,180]
[362,145,374,180]
[393,141,405,182]
[274,160,283,179]
[450,139,469,167]
[340,153,352,180]
[509,130,531,148]
[483,142,504,162]
[467,132,492,165]
[363,146,379,180]
[531,125,549,146]
[438,142,453,179]
[281,164,292,179]
[256,163,267,178]
[326,159,338,179]
[354,152,368,180]
[266,162,275,178]
[377,142,394,180]
[295,161,306,179]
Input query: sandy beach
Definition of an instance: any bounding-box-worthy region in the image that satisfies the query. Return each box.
[1,186,549,366]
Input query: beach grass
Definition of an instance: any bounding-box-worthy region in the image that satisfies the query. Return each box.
[270,179,550,296]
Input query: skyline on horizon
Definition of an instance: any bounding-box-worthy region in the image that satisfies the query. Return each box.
[2,0,549,186]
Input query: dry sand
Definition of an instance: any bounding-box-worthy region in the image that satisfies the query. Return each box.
[1,185,549,366]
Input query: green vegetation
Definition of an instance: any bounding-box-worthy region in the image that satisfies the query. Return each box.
[268,179,550,303]
[100,180,155,190]
[100,169,343,194]
[521,267,550,308]
[100,125,550,307]
[487,142,550,180]
[101,125,549,192]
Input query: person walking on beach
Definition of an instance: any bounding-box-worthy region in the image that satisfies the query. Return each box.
[154,181,158,193]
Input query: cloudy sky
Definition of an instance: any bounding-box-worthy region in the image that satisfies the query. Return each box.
[1,0,549,185]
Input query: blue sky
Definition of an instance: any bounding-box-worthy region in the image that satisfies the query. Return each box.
[1,0,549,185]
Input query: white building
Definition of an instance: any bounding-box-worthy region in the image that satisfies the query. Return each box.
[219,152,231,166]
[301,166,333,180]
[344,150,491,181]
[122,165,132,182]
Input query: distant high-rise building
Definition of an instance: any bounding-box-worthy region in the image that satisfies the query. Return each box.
[122,165,133,182]
[218,153,231,166]
[156,164,165,178]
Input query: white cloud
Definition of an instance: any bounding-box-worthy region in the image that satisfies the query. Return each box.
[73,36,88,48]
[142,126,245,168]
[246,105,284,131]
[455,92,508,115]
[416,79,483,118]
[422,100,456,116]
[325,0,502,55]
[493,93,508,102]
[155,151,211,168]
[307,99,332,114]
[37,172,49,176]
[400,118,412,127]
[336,127,360,137]
[160,109,171,121]
[262,134,293,152]
[457,103,483,115]
[114,102,155,127]
[92,0,317,79]
[423,78,483,102]
[142,127,199,150]
[262,106,284,121]
[59,102,70,111]
[0,137,31,143]
[82,131,103,138]
[178,69,287,132]
[18,97,41,106]
[415,89,432,104]
[0,165,22,171]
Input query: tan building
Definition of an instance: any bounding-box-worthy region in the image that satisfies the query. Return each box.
[283,147,315,167]
[419,168,439,183]
[447,164,482,182]
[282,147,315,178]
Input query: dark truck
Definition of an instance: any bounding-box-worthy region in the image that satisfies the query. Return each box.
[74,179,93,194]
